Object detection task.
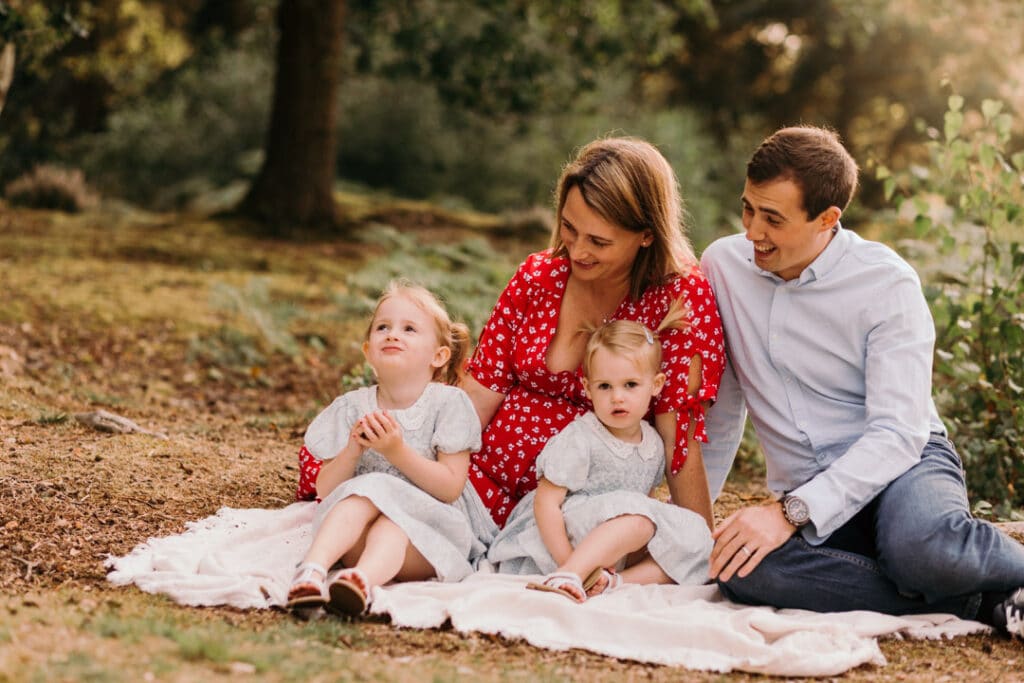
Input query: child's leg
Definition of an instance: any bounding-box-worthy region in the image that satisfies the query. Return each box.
[619,555,672,585]
[350,515,436,588]
[303,496,380,569]
[559,514,655,581]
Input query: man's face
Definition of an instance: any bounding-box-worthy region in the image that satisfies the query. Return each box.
[740,178,839,281]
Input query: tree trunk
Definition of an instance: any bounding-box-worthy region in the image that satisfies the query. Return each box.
[0,43,15,118]
[239,0,345,233]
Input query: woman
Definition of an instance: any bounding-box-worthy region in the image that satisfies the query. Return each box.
[461,137,725,536]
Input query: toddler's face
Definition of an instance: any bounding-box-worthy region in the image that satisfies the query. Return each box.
[583,347,664,439]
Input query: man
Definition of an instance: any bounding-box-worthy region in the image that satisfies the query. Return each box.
[699,125,1024,638]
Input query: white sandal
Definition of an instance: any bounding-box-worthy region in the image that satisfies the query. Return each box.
[326,567,370,617]
[586,568,622,597]
[526,571,587,603]
[286,562,328,609]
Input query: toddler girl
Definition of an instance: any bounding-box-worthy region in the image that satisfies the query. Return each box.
[487,318,712,601]
[288,281,482,615]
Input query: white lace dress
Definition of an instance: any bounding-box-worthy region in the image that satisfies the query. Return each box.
[487,412,712,585]
[304,382,483,581]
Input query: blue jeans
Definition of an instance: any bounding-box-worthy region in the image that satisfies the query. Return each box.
[718,435,1024,619]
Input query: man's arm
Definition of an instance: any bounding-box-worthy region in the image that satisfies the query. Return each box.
[789,274,935,540]
[700,360,746,499]
[710,273,937,580]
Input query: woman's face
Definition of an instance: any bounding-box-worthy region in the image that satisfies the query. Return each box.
[559,186,650,286]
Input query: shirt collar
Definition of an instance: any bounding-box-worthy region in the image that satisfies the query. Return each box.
[800,223,848,284]
[751,223,849,285]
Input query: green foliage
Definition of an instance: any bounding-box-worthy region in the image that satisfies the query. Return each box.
[210,278,300,358]
[341,225,516,340]
[337,73,744,245]
[35,410,67,425]
[4,164,98,212]
[71,30,272,208]
[880,96,1024,516]
[189,278,301,372]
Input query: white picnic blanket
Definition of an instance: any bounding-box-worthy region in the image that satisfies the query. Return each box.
[105,502,990,677]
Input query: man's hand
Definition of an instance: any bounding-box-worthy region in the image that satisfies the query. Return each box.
[709,502,796,582]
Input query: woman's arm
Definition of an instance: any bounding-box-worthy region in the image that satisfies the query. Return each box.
[459,372,506,430]
[658,409,714,530]
[534,478,573,566]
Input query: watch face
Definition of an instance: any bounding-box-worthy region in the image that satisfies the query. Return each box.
[784,495,810,525]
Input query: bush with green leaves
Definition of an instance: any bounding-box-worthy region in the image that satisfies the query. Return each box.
[71,31,273,209]
[879,95,1024,517]
[335,73,746,247]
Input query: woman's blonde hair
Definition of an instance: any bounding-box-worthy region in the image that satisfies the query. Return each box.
[366,280,471,385]
[581,299,690,378]
[551,137,696,301]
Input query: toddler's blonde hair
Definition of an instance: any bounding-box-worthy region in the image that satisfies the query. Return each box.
[581,298,690,378]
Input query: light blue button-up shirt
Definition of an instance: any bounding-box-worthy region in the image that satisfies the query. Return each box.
[700,226,946,543]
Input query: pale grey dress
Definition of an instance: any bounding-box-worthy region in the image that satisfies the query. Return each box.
[487,412,712,585]
[305,382,483,582]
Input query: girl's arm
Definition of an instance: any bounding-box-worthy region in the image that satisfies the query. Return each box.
[658,409,714,530]
[534,478,573,566]
[314,433,364,498]
[389,447,471,503]
[358,410,469,503]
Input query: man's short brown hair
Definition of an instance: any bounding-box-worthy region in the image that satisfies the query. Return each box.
[747,126,859,219]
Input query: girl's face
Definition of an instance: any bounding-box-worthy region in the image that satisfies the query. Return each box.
[582,346,665,440]
[362,295,449,379]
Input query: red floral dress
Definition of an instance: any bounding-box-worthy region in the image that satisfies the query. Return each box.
[466,251,725,526]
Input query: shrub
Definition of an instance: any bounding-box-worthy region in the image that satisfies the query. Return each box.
[4,164,99,212]
[72,30,273,209]
[880,95,1024,517]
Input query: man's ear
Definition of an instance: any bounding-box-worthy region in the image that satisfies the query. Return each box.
[431,345,452,368]
[652,372,666,397]
[816,206,842,231]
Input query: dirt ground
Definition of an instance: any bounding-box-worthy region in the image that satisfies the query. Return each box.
[1,204,1023,681]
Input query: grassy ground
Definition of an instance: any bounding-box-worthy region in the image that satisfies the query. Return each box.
[1,199,1022,682]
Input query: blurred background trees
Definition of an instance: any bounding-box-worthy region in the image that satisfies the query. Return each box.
[1,0,1022,508]
[3,0,1016,240]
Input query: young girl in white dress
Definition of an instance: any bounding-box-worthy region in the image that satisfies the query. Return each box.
[288,281,482,615]
[487,319,713,602]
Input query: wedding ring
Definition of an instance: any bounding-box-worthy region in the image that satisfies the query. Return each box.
[740,546,753,557]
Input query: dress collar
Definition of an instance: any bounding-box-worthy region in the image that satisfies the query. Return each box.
[358,382,438,431]
[580,412,661,462]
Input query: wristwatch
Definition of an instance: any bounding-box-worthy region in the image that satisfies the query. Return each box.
[780,494,811,528]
